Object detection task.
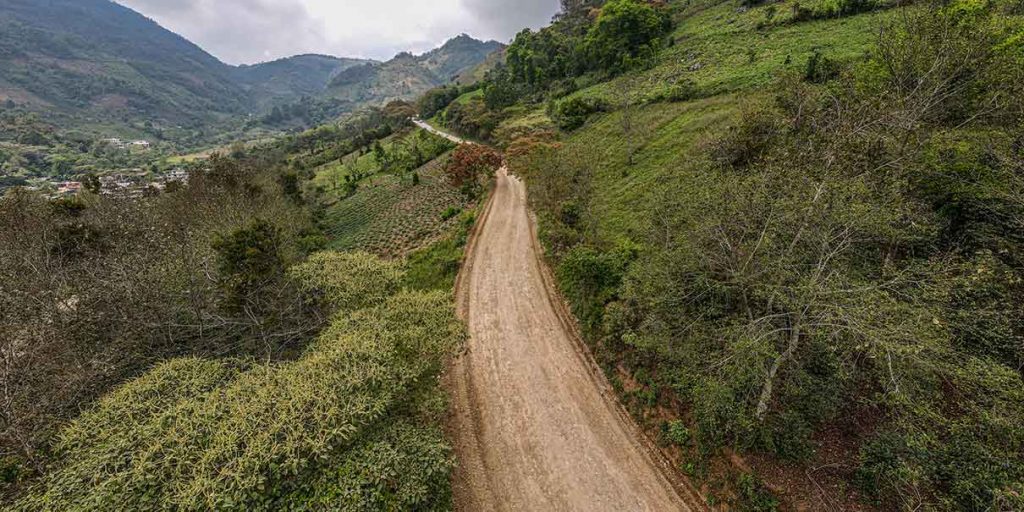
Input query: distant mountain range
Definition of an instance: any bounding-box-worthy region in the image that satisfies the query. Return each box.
[0,0,502,137]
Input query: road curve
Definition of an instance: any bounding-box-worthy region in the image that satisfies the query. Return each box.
[448,166,701,511]
[413,118,466,144]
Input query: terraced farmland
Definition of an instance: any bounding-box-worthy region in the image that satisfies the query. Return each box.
[320,156,467,257]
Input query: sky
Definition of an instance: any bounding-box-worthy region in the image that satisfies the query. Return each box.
[117,0,561,65]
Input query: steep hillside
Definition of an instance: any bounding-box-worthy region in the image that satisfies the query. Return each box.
[0,0,246,126]
[325,36,504,107]
[420,34,505,82]
[232,54,373,109]
[436,0,1024,510]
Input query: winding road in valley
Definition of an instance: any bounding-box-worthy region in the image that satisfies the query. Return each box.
[437,121,704,511]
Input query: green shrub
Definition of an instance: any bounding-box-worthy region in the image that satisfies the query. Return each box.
[803,50,841,83]
[553,97,609,131]
[440,206,463,221]
[16,288,464,511]
[403,211,476,293]
[736,473,780,512]
[585,0,673,74]
[212,220,286,313]
[289,251,404,313]
[663,420,692,447]
[556,245,633,334]
[665,78,699,103]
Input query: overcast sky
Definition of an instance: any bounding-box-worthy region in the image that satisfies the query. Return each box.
[117,0,561,65]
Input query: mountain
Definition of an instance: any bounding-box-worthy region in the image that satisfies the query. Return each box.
[231,54,374,109]
[0,0,247,126]
[325,35,504,106]
[0,1,502,140]
[420,34,505,82]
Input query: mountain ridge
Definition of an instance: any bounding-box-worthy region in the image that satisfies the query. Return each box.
[0,0,503,140]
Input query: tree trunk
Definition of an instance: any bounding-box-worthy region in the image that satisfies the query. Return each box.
[755,321,801,422]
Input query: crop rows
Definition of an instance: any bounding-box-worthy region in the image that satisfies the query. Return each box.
[322,157,466,257]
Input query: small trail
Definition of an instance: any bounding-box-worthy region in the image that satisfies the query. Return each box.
[447,162,704,511]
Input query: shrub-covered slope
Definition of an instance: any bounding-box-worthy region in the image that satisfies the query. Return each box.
[14,252,465,511]
[444,0,1024,509]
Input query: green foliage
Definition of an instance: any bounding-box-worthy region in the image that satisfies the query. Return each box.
[552,97,609,131]
[441,206,463,221]
[445,95,506,140]
[212,221,287,313]
[15,254,465,511]
[662,420,692,447]
[418,85,463,119]
[482,0,672,109]
[1,145,319,471]
[803,49,841,83]
[403,211,477,292]
[585,0,673,74]
[556,245,633,335]
[317,156,467,257]
[736,473,780,512]
[290,251,404,313]
[517,0,1024,509]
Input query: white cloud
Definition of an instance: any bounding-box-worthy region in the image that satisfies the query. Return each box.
[116,0,560,64]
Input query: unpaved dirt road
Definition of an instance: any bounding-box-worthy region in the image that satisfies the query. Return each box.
[412,118,465,144]
[448,167,703,511]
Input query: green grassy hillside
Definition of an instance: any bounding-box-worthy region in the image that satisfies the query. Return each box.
[437,0,1024,509]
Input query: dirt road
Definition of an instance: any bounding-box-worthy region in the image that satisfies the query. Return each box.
[448,167,702,511]
[412,118,465,144]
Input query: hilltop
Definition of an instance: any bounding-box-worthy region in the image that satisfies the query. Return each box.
[324,35,504,105]
[231,54,374,109]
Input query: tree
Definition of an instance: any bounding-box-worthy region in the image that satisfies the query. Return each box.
[372,141,387,168]
[585,0,672,74]
[211,221,285,315]
[445,144,503,198]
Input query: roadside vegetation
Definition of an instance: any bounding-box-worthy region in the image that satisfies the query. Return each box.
[13,253,464,511]
[431,0,1024,509]
[4,0,1022,509]
[1,92,483,508]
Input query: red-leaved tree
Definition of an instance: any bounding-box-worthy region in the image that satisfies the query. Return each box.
[445,143,503,199]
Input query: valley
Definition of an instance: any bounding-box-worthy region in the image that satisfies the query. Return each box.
[2,0,1023,510]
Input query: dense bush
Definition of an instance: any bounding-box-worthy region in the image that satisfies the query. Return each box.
[482,0,673,108]
[584,0,673,74]
[418,85,463,119]
[0,155,318,476]
[444,96,506,140]
[289,251,404,313]
[552,97,609,131]
[14,253,465,511]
